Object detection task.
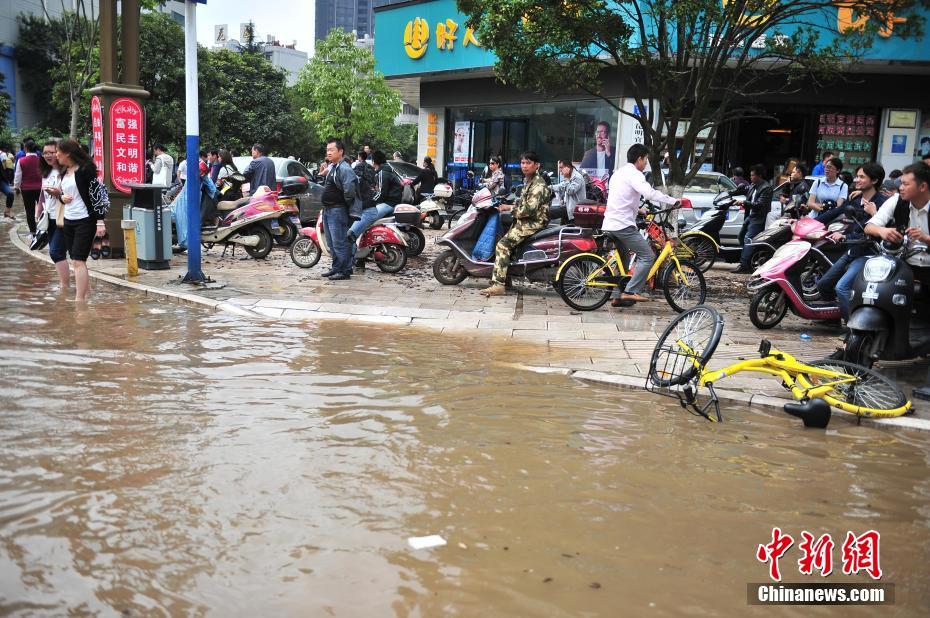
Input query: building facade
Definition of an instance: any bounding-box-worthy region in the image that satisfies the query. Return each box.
[1,0,100,129]
[374,0,930,185]
[263,43,309,87]
[315,0,405,43]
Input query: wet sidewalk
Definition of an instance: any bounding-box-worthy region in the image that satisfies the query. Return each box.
[8,221,930,431]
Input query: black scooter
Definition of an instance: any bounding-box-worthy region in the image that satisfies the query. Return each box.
[844,234,930,368]
[679,192,744,271]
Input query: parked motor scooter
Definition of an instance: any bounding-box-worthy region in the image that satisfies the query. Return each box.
[745,239,870,329]
[431,196,597,286]
[746,200,842,269]
[214,185,298,248]
[272,176,308,246]
[678,192,745,271]
[389,204,428,257]
[290,210,408,272]
[843,234,930,368]
[202,189,282,259]
[417,182,454,229]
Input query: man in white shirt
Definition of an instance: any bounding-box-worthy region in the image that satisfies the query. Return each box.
[603,144,680,305]
[864,162,930,284]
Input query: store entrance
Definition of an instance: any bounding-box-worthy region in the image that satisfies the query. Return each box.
[715,108,818,178]
[470,119,528,180]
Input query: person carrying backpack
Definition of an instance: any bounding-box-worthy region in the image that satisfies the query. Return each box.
[348,150,400,244]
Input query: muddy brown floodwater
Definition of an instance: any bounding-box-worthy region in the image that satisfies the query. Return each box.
[1,238,929,617]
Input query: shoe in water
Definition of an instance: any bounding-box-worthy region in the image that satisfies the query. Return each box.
[328,272,351,281]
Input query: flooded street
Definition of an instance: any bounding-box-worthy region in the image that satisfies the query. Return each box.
[1,238,930,617]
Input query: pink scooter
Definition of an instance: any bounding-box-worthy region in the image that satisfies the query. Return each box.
[202,189,283,259]
[289,210,408,272]
[746,240,841,329]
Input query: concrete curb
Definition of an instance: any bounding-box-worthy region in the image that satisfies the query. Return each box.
[11,228,930,434]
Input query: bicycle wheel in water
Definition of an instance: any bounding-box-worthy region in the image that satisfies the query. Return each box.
[649,305,724,387]
[555,253,612,311]
[661,259,707,313]
[802,360,910,418]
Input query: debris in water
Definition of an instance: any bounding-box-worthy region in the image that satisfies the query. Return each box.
[543,577,553,583]
[408,535,447,550]
[590,582,601,589]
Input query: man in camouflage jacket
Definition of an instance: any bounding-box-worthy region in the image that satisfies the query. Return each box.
[481,151,551,296]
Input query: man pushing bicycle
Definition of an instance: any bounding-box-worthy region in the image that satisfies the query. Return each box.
[603,144,681,306]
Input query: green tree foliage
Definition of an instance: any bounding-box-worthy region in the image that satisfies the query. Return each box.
[14,14,68,132]
[458,0,928,192]
[138,11,186,152]
[16,10,316,160]
[294,29,403,154]
[199,49,308,157]
[41,0,100,138]
[0,71,11,130]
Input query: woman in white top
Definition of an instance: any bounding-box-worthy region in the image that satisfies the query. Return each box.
[51,139,103,302]
[36,140,70,290]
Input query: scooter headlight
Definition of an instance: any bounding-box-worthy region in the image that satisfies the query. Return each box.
[863,257,895,282]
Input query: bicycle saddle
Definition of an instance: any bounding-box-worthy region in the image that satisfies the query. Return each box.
[783,398,831,429]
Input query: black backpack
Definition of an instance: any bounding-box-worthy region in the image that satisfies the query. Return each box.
[354,162,376,208]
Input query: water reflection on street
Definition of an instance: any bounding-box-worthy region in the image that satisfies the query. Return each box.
[1,238,929,617]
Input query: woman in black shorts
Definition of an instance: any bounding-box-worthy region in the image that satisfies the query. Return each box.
[54,139,104,302]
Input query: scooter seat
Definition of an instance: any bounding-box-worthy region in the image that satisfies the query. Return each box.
[526,226,563,242]
[217,196,249,211]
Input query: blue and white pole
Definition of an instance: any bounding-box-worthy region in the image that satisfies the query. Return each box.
[182,0,206,283]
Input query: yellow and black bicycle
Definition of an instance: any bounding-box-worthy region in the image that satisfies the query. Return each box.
[646,306,911,428]
[554,206,707,312]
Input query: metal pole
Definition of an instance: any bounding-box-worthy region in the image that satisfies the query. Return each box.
[182,0,205,283]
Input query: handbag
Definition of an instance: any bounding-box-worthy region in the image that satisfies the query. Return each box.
[36,208,49,233]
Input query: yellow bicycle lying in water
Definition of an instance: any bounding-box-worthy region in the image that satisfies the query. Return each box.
[646,306,911,427]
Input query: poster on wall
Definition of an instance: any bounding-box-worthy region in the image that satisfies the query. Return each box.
[918,113,930,158]
[89,96,105,181]
[891,134,908,154]
[575,101,620,182]
[452,121,471,164]
[108,98,146,193]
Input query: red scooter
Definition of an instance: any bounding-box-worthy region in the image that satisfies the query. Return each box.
[289,210,408,273]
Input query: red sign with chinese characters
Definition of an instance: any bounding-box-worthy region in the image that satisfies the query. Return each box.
[90,96,104,181]
[108,97,145,193]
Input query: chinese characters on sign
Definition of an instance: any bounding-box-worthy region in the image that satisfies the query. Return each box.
[404,17,481,59]
[109,98,145,194]
[757,528,882,582]
[816,111,876,166]
[90,96,105,181]
[426,113,438,159]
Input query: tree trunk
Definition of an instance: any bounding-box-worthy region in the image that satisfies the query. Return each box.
[665,184,684,237]
[69,95,80,139]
